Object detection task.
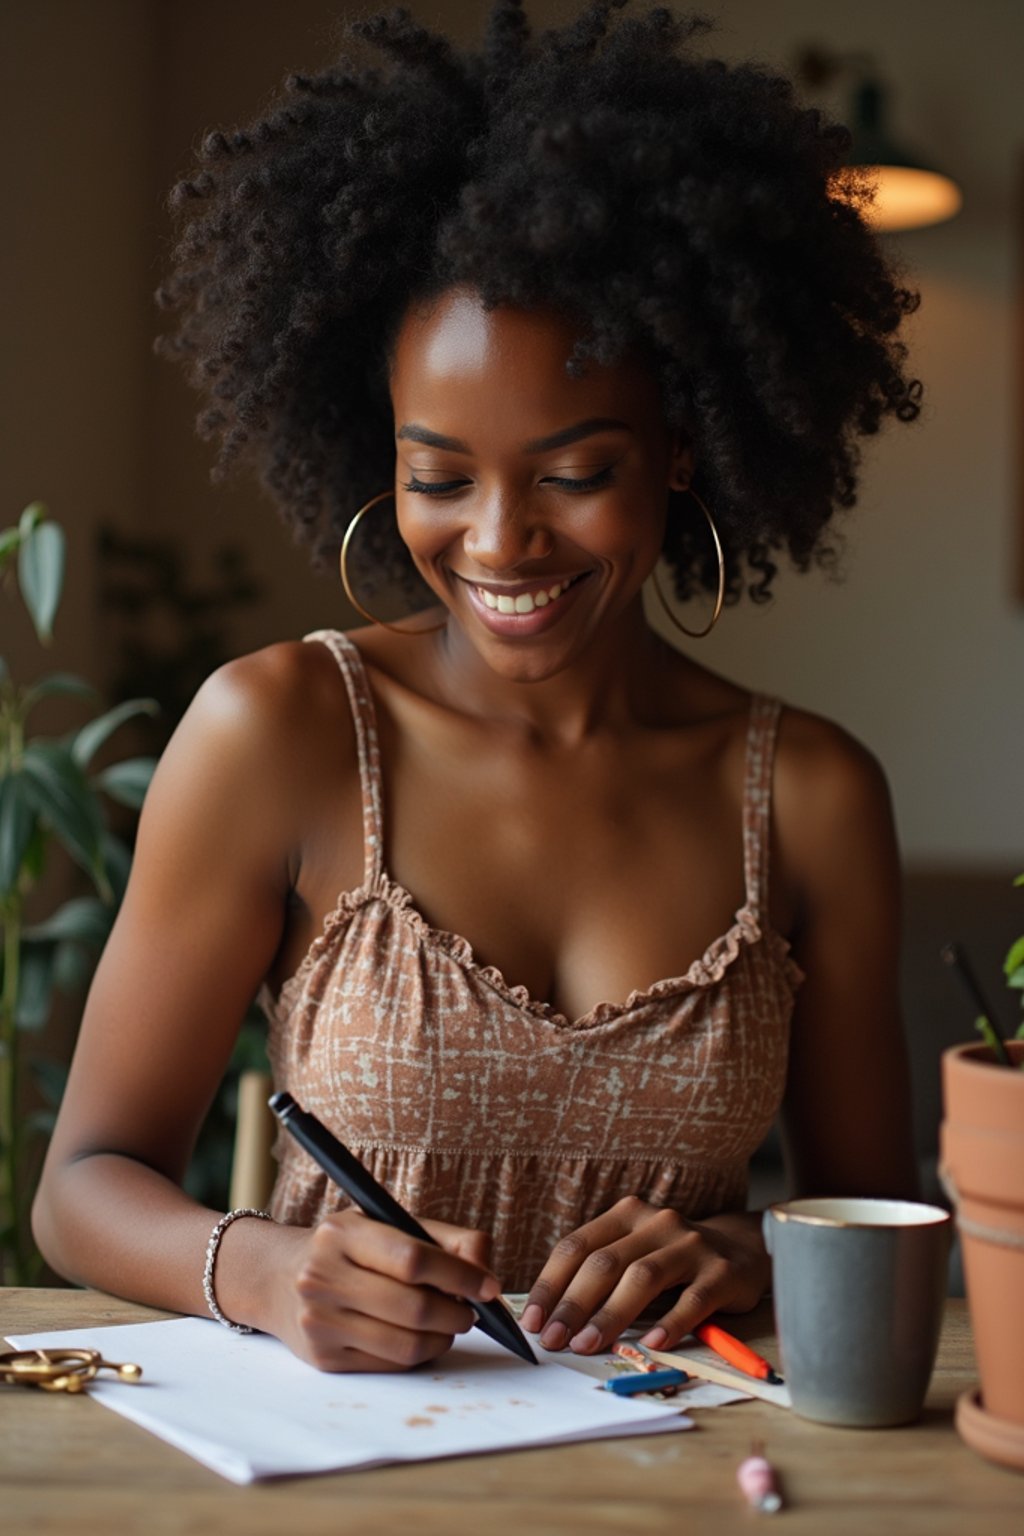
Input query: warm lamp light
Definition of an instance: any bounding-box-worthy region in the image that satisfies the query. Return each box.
[798,49,963,234]
[844,166,963,233]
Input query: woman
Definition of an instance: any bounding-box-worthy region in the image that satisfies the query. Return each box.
[33,0,920,1373]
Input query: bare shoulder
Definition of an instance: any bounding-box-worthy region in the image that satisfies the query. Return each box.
[146,637,357,855]
[772,705,898,896]
[186,638,349,742]
[162,638,351,777]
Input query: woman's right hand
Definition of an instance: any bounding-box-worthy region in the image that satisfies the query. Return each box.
[264,1211,501,1372]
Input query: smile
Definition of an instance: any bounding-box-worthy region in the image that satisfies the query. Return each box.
[475,575,584,615]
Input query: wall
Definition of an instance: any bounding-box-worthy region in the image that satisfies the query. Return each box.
[0,0,155,699]
[3,0,1021,869]
[684,0,1024,868]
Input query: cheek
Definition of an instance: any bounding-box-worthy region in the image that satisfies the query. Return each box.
[395,496,457,569]
[592,489,667,569]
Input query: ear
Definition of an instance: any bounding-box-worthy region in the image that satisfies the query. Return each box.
[668,433,695,493]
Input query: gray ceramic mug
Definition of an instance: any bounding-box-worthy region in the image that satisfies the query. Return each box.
[763,1197,951,1427]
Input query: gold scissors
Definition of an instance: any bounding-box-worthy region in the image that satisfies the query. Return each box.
[0,1346,142,1394]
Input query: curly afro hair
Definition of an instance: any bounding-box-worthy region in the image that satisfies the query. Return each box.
[156,0,921,604]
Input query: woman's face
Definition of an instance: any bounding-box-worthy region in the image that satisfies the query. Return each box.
[388,285,690,680]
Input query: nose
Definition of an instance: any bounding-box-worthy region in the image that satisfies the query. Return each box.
[461,491,554,571]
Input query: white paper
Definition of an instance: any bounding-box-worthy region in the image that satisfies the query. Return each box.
[7,1319,693,1484]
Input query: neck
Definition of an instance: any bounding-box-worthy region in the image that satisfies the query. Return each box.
[424,598,678,747]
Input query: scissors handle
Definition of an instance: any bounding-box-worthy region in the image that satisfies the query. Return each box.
[0,1347,142,1393]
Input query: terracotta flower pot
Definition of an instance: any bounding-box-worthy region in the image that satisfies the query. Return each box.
[940,1039,1024,1471]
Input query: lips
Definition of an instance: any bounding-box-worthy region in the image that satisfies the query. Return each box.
[476,573,585,615]
[455,570,592,636]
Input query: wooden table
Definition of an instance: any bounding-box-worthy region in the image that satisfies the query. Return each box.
[2,1289,1022,1535]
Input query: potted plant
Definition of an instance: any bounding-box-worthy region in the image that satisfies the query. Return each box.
[940,877,1024,1471]
[1,503,157,1284]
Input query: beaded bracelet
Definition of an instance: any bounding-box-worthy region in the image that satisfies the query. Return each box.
[202,1207,274,1332]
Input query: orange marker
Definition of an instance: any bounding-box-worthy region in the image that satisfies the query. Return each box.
[693,1322,784,1385]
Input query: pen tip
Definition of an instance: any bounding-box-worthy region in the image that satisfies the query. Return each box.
[767,1369,784,1386]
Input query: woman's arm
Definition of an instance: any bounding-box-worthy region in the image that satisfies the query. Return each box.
[32,642,498,1367]
[32,645,313,1318]
[773,711,919,1200]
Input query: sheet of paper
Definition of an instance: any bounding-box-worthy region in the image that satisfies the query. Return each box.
[7,1319,693,1485]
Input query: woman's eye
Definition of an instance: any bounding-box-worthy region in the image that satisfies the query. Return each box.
[544,467,615,491]
[401,477,469,496]
[400,466,615,496]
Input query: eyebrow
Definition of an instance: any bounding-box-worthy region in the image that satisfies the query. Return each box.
[396,424,471,453]
[395,417,631,455]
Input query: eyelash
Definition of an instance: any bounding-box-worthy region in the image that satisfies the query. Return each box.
[400,467,616,497]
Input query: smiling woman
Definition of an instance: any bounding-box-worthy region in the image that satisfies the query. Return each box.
[388,292,678,679]
[32,0,923,1377]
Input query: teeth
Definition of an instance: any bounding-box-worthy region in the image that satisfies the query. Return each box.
[478,579,571,615]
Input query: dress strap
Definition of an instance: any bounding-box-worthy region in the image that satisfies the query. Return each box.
[303,630,385,888]
[741,694,783,915]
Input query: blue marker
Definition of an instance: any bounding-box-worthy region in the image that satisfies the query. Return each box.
[602,1368,689,1396]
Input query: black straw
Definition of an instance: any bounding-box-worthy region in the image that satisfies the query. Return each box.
[939,941,1011,1066]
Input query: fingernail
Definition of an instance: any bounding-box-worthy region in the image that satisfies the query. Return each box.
[521,1303,543,1333]
[569,1324,601,1353]
[640,1326,667,1349]
[478,1274,501,1302]
[540,1320,568,1350]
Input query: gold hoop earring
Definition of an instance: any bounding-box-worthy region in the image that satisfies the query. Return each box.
[650,487,726,639]
[339,490,446,636]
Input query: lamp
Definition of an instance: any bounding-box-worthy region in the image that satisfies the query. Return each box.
[796,47,963,233]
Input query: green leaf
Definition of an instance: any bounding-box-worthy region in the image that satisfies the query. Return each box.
[0,772,36,897]
[20,821,48,884]
[1013,873,1024,887]
[230,1013,271,1074]
[53,939,96,992]
[29,1057,68,1109]
[15,945,55,1030]
[21,741,110,899]
[974,1014,1012,1065]
[24,894,112,946]
[21,672,96,717]
[18,502,47,539]
[1006,965,1024,991]
[17,521,65,643]
[101,831,132,902]
[70,697,158,770]
[0,528,19,571]
[92,756,157,810]
[22,1107,57,1141]
[1004,936,1024,977]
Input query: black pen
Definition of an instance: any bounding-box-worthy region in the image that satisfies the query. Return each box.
[268,1091,537,1365]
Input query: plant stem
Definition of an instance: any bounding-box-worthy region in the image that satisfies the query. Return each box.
[0,895,23,1285]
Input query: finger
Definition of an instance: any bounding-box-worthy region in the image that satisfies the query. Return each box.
[296,1301,460,1372]
[540,1210,695,1352]
[317,1212,500,1302]
[521,1198,647,1336]
[637,1262,738,1351]
[420,1217,494,1274]
[298,1260,477,1339]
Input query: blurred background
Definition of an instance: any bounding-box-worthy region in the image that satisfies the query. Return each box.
[1,0,1022,1229]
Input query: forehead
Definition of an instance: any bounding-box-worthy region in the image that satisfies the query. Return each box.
[389,286,664,426]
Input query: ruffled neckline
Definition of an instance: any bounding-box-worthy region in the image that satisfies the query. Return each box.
[267,874,803,1032]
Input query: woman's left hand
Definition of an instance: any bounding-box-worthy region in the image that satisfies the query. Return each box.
[520,1198,770,1354]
